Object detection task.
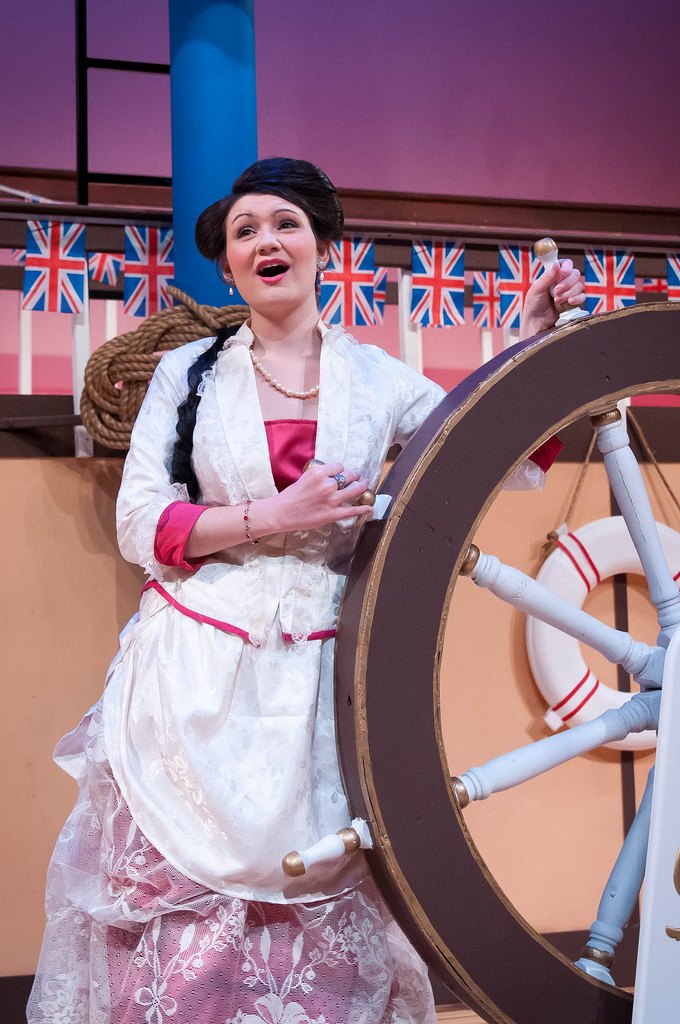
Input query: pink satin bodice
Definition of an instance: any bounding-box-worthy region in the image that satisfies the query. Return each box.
[154,419,318,570]
[264,419,318,492]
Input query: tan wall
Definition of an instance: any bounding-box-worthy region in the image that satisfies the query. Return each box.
[3,456,678,975]
[1,458,144,975]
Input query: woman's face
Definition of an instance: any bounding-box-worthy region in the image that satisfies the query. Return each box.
[223,193,327,314]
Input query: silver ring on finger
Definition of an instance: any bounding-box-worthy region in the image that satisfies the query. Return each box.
[333,473,348,490]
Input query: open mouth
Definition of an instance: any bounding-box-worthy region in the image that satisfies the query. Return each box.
[257,262,289,279]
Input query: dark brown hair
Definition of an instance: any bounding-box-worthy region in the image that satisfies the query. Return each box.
[171,158,343,501]
[195,157,344,266]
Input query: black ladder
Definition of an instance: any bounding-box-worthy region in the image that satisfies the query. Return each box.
[75,0,172,205]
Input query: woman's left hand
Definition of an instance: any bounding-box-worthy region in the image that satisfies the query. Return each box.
[519,259,586,341]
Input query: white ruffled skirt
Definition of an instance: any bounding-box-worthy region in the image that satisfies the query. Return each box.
[27,692,436,1024]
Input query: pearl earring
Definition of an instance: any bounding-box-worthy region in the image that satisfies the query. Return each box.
[316,256,326,283]
[225,274,235,297]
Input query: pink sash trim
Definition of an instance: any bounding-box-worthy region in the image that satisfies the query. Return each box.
[142,581,336,645]
[142,580,253,643]
[282,629,337,642]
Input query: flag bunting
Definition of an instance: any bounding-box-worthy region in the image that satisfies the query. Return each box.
[584,249,636,314]
[22,220,86,313]
[124,226,174,317]
[498,245,540,329]
[472,271,500,328]
[319,237,375,325]
[89,252,123,286]
[410,239,465,327]
[667,256,680,301]
[641,278,666,293]
[373,267,387,325]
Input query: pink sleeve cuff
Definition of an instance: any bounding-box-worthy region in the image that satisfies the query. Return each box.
[529,435,563,472]
[154,500,210,571]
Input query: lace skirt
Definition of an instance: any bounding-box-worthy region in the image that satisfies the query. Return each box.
[27,706,436,1024]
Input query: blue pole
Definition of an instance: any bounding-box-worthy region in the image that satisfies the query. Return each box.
[169,0,257,306]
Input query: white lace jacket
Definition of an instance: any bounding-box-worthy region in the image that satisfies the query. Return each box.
[116,321,446,644]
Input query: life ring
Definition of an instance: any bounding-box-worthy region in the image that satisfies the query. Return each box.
[526,516,680,751]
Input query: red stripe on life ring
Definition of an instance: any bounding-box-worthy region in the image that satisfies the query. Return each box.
[569,533,601,586]
[551,668,590,712]
[556,539,592,593]
[562,677,600,721]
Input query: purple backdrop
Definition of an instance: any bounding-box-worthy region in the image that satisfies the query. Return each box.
[2,0,679,204]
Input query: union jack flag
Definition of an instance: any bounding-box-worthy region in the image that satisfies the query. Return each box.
[410,239,464,327]
[584,249,635,314]
[498,245,540,328]
[10,249,26,265]
[373,267,387,325]
[22,220,86,313]
[641,278,666,293]
[472,271,500,328]
[89,252,123,286]
[667,256,680,301]
[124,226,174,317]
[319,237,374,325]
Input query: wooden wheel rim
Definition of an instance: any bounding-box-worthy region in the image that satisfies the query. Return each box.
[334,303,680,1024]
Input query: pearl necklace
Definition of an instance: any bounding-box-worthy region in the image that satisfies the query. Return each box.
[249,347,320,400]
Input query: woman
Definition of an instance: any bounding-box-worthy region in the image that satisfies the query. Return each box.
[28,158,584,1024]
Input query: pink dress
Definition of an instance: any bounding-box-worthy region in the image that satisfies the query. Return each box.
[27,420,436,1024]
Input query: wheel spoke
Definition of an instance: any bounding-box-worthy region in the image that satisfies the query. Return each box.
[461,544,665,688]
[591,407,680,646]
[452,692,659,805]
[575,767,654,986]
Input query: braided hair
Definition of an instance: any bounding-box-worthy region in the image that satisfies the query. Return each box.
[170,325,240,501]
[170,158,344,502]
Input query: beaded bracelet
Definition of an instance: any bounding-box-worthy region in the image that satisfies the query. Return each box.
[243,499,259,545]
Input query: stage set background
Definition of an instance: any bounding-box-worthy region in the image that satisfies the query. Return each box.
[2,0,680,390]
[1,0,678,1015]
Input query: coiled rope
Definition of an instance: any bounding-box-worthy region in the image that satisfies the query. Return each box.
[80,286,249,450]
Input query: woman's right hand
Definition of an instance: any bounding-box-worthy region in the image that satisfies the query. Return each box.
[255,462,374,535]
[185,464,373,559]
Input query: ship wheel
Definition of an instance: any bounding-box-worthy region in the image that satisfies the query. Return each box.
[334,302,680,1024]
